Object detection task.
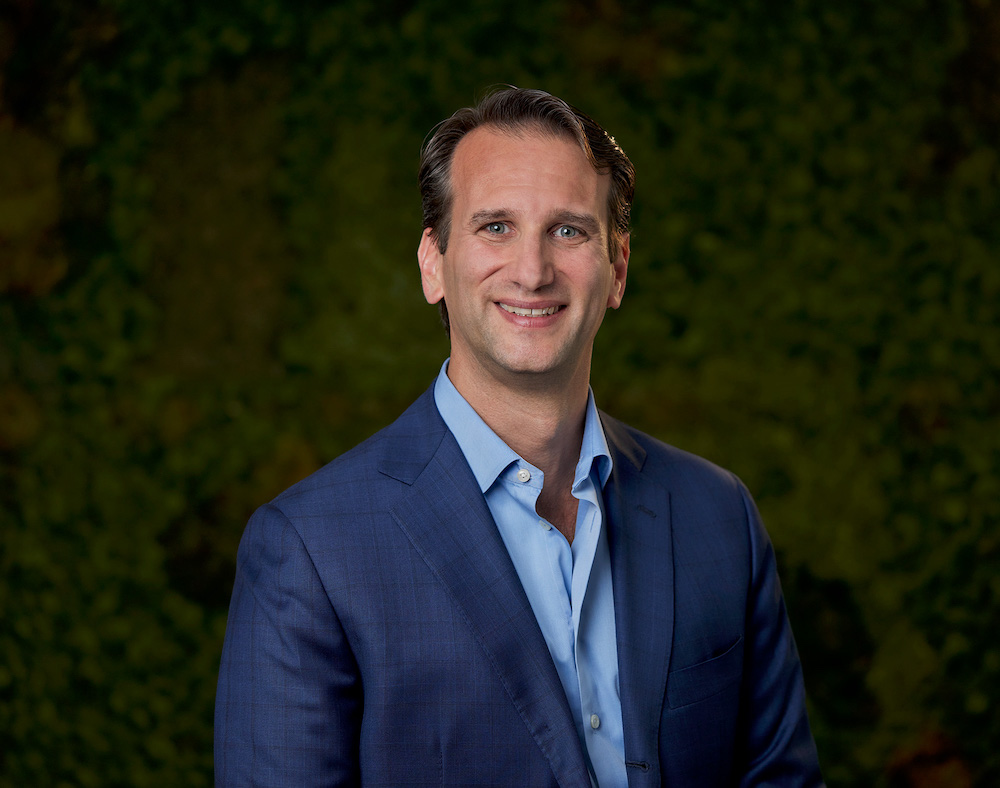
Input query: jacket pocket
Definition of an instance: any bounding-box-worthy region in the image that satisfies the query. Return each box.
[666,635,744,710]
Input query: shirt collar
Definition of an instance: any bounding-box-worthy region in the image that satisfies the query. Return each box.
[433,359,613,494]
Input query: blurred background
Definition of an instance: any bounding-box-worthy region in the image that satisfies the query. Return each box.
[1,0,997,785]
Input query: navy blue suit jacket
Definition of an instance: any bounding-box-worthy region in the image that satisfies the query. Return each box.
[215,386,823,786]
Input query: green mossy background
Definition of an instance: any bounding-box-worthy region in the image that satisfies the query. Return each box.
[1,0,997,784]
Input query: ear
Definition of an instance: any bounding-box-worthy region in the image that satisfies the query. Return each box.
[417,228,445,304]
[607,232,629,309]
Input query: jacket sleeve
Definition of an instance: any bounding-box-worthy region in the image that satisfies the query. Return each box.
[736,481,825,786]
[214,503,362,787]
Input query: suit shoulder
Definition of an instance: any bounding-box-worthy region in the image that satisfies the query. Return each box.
[602,413,762,563]
[267,386,444,519]
[601,411,743,494]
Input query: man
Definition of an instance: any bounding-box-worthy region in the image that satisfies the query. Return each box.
[215,87,824,786]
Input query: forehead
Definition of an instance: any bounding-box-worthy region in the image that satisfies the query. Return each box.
[448,126,609,219]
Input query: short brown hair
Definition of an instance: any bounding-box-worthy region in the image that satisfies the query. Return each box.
[418,87,635,332]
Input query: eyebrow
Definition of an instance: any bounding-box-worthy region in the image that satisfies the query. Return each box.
[555,211,602,236]
[467,209,603,236]
[468,209,513,228]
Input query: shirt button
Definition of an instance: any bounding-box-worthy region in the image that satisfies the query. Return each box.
[590,713,601,730]
[539,519,552,531]
[516,468,531,483]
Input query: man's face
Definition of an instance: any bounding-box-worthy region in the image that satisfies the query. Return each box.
[418,126,628,391]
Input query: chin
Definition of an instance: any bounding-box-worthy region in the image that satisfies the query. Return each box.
[493,350,579,381]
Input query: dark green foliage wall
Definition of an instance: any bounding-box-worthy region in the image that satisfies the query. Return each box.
[2,0,997,784]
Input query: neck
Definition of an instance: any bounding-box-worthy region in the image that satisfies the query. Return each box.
[446,355,591,541]
[448,359,590,469]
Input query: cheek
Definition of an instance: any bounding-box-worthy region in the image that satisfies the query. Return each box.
[447,247,507,290]
[580,261,614,298]
[441,263,483,307]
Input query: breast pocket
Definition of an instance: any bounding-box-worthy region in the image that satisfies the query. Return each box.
[666,635,744,710]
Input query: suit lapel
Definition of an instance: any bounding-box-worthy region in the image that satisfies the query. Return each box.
[380,390,591,788]
[601,414,675,780]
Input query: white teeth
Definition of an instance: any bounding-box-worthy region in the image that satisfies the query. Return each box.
[499,303,558,317]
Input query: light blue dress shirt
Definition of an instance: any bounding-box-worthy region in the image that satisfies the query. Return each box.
[434,360,627,788]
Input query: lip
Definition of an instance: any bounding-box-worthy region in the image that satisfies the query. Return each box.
[495,301,565,327]
[497,301,563,317]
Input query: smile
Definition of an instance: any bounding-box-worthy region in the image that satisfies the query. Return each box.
[498,303,561,317]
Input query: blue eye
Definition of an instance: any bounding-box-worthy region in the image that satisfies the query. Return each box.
[556,226,579,238]
[486,222,507,234]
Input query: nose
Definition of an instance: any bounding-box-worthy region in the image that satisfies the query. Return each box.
[509,234,555,291]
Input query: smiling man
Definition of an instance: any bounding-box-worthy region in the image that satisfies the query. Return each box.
[215,88,824,787]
